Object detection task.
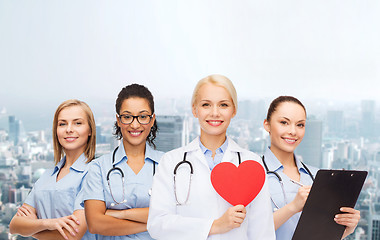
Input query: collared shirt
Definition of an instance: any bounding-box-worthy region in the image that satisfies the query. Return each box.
[199,139,228,170]
[263,147,318,240]
[147,137,276,240]
[24,154,95,240]
[82,141,164,240]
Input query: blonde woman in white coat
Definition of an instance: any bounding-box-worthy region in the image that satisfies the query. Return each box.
[147,74,275,240]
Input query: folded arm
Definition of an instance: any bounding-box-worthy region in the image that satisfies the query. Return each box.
[105,207,149,223]
[9,204,86,240]
[32,209,87,240]
[85,199,147,236]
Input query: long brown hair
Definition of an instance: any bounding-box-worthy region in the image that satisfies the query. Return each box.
[52,99,96,164]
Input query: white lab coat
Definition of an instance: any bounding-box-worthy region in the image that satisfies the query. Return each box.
[147,137,275,240]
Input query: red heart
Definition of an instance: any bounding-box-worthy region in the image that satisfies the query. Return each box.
[211,160,265,207]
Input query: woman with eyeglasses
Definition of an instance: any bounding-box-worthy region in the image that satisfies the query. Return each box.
[9,99,96,240]
[147,75,275,240]
[82,84,164,239]
[262,96,360,240]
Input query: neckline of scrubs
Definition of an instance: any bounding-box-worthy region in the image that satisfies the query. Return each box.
[54,154,87,183]
[124,159,152,176]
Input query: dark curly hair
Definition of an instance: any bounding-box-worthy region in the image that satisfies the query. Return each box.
[114,84,157,148]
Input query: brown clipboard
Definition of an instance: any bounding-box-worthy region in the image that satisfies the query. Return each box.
[292,169,367,240]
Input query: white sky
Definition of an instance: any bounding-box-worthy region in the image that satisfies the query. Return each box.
[0,0,379,120]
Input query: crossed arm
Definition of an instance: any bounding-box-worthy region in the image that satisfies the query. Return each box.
[9,204,87,240]
[84,199,148,236]
[105,206,149,224]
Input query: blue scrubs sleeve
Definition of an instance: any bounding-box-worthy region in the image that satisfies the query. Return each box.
[74,172,88,211]
[82,161,106,205]
[24,186,36,208]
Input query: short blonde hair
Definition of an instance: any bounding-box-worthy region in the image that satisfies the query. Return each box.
[52,99,96,164]
[191,74,238,111]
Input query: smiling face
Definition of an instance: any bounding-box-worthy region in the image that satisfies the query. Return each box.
[56,105,91,156]
[116,97,155,148]
[192,83,236,141]
[264,101,306,156]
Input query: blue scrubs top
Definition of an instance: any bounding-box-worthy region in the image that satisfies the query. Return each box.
[82,142,164,240]
[24,153,96,240]
[263,147,318,240]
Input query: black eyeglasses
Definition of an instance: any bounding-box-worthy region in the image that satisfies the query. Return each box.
[118,114,153,125]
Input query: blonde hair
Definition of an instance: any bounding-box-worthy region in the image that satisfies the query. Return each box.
[52,99,96,164]
[191,74,238,111]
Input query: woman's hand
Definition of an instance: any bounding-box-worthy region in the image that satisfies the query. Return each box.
[287,185,311,213]
[16,205,37,219]
[273,185,311,230]
[42,215,80,240]
[209,205,246,235]
[335,207,360,239]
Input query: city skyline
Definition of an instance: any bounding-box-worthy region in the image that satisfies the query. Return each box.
[1,97,380,239]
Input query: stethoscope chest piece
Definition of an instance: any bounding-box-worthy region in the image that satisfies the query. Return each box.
[110,199,127,207]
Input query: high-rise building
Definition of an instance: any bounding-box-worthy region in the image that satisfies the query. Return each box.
[326,110,344,137]
[369,206,380,240]
[8,187,16,204]
[8,115,21,145]
[16,185,31,204]
[322,147,334,169]
[296,118,323,168]
[361,100,376,139]
[335,142,349,161]
[155,115,189,152]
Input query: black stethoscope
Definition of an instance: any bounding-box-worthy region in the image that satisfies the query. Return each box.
[107,146,156,207]
[173,151,241,205]
[262,155,314,210]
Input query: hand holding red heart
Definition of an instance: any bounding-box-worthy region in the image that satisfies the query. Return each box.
[209,205,247,235]
[209,160,266,235]
[211,160,266,207]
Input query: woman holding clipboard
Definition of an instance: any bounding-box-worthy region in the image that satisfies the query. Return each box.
[262,96,360,240]
[147,74,275,240]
